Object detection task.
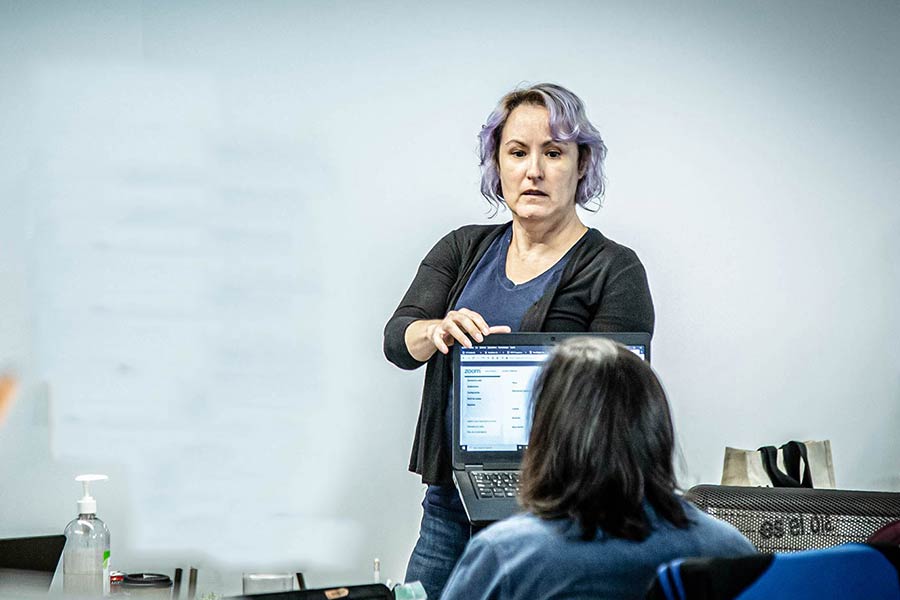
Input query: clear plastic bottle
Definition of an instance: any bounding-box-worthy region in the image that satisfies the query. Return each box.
[63,474,110,597]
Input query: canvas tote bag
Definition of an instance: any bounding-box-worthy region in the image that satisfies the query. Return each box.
[721,440,836,488]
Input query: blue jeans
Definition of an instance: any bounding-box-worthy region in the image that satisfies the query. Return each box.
[405,486,472,600]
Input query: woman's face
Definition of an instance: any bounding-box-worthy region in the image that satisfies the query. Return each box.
[498,104,583,224]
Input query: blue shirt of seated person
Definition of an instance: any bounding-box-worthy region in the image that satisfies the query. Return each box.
[442,502,755,600]
[442,338,756,600]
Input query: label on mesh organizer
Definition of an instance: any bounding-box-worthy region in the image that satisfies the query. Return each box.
[707,507,886,550]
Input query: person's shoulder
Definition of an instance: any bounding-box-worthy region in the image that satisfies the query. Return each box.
[424,222,506,259]
[583,228,639,257]
[430,222,506,248]
[447,222,507,242]
[444,514,554,600]
[681,500,725,529]
[681,501,757,554]
[474,512,562,548]
[573,228,643,270]
[426,223,509,259]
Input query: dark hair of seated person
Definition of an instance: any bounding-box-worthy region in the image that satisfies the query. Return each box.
[519,337,689,541]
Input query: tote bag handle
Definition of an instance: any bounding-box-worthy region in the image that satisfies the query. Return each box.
[759,441,813,488]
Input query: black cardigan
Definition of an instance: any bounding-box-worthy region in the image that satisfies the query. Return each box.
[383,223,655,484]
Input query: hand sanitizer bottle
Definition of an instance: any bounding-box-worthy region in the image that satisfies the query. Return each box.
[63,474,111,597]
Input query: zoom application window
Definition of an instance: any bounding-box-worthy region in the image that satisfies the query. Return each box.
[458,343,647,452]
[458,345,549,452]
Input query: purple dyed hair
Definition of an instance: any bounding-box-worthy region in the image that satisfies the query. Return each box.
[478,83,608,211]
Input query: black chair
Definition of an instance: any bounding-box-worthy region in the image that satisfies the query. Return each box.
[647,543,900,600]
[684,484,900,552]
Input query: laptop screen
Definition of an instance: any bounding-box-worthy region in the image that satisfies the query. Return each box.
[452,333,650,464]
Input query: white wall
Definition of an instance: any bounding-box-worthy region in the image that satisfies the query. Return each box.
[0,0,898,594]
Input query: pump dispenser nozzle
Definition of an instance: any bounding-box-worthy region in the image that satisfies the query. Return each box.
[75,474,108,515]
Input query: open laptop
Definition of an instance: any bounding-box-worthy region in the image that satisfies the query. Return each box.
[451,332,651,527]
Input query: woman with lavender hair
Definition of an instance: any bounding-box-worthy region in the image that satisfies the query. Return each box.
[384,83,655,598]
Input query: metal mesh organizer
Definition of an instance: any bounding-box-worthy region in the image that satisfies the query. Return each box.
[685,484,900,553]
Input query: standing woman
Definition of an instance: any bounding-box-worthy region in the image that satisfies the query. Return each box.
[383,83,655,598]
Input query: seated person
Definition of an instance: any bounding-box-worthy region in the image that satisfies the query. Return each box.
[441,337,755,600]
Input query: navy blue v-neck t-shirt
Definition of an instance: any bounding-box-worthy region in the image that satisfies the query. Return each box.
[453,225,572,330]
[426,224,579,515]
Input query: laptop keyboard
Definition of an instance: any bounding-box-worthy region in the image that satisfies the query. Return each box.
[470,471,520,499]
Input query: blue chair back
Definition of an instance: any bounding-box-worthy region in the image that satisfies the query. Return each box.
[649,543,900,600]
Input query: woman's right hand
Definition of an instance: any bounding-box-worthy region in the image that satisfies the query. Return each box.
[405,309,512,362]
[427,308,512,354]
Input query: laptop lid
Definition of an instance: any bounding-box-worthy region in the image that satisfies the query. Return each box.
[0,534,66,594]
[451,332,651,470]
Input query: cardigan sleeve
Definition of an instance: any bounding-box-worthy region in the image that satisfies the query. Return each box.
[383,229,463,370]
[589,247,655,336]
